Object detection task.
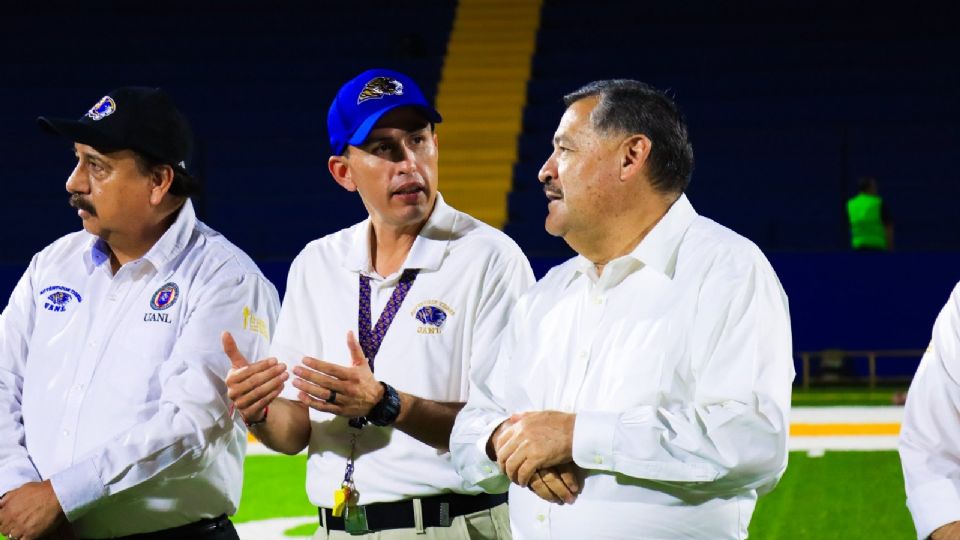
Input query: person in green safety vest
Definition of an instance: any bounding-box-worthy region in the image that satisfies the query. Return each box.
[847,176,894,251]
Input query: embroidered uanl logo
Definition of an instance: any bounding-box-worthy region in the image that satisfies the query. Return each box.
[40,285,82,312]
[150,282,179,311]
[411,300,455,335]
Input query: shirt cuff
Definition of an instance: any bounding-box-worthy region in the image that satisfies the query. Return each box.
[463,416,510,493]
[572,410,617,472]
[49,458,107,521]
[907,478,960,540]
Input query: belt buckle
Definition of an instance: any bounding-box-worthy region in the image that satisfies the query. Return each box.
[344,504,370,535]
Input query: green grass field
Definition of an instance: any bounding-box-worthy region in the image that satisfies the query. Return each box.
[749,451,914,538]
[229,451,916,539]
[0,451,916,539]
[791,386,909,406]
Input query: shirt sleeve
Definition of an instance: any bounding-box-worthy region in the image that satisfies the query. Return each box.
[571,251,794,495]
[899,283,960,540]
[0,256,42,495]
[450,247,533,492]
[48,271,280,521]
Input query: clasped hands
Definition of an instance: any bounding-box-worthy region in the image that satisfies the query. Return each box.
[224,330,383,423]
[488,411,581,505]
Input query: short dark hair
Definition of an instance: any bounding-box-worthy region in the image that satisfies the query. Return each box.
[564,80,694,194]
[133,152,199,197]
[857,176,878,193]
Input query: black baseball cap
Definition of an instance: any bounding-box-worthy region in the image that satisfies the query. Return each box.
[37,87,193,170]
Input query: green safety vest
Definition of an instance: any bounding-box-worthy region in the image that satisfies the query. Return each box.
[847,193,887,250]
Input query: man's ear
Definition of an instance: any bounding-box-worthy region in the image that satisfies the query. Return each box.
[328,155,356,192]
[149,165,175,206]
[621,134,652,181]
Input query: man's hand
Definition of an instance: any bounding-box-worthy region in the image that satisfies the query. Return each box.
[493,410,576,487]
[223,331,288,425]
[0,481,65,540]
[486,414,521,461]
[933,521,960,540]
[527,462,581,505]
[292,332,384,418]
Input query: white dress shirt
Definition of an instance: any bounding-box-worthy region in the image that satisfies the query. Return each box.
[452,195,794,539]
[274,194,534,507]
[0,200,279,538]
[900,282,960,540]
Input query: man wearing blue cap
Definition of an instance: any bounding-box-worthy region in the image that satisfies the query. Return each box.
[223,69,532,538]
[0,88,279,539]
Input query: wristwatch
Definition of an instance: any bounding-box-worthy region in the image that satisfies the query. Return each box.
[367,382,401,426]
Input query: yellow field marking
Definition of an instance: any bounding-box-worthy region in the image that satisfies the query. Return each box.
[790,423,901,436]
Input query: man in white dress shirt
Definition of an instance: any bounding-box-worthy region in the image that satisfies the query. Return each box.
[900,283,960,540]
[223,69,532,539]
[0,87,279,540]
[451,79,795,539]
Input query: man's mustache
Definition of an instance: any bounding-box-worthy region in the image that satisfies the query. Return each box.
[69,194,97,216]
[543,179,563,199]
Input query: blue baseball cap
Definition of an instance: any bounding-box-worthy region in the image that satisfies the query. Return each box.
[327,68,442,155]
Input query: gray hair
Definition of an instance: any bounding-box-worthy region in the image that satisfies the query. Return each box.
[564,79,694,194]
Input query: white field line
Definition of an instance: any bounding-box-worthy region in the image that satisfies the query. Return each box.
[246,406,907,456]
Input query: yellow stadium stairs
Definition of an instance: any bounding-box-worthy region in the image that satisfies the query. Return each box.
[436,0,543,229]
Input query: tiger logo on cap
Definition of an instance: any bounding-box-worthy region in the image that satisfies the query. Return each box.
[85,96,116,121]
[357,77,404,104]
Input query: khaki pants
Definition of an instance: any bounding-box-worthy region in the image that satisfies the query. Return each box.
[312,502,511,540]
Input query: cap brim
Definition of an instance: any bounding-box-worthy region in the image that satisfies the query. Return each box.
[37,116,124,153]
[345,104,443,150]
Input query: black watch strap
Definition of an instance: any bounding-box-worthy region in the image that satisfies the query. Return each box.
[367,382,401,426]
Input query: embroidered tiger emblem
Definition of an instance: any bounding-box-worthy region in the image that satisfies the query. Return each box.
[357,77,404,104]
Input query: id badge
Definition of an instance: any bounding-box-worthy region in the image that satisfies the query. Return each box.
[344,504,369,535]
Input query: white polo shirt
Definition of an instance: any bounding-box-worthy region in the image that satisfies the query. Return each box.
[452,195,794,539]
[273,194,534,507]
[0,200,279,538]
[900,282,960,540]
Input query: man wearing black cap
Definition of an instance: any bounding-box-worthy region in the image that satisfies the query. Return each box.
[222,69,532,538]
[0,87,279,539]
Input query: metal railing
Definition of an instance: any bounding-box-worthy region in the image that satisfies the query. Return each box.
[797,349,926,389]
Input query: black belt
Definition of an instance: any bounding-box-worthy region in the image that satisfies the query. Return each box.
[82,514,234,540]
[322,492,507,531]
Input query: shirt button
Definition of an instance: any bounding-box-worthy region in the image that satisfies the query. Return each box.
[578,350,588,359]
[594,455,604,464]
[483,465,494,473]
[536,514,546,522]
[63,430,70,437]
[107,294,117,301]
[593,296,604,304]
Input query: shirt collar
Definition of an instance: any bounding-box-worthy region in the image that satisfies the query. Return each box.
[343,192,455,276]
[572,193,698,283]
[84,199,197,274]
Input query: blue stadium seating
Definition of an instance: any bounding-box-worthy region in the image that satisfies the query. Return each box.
[510,0,960,255]
[1,0,456,263]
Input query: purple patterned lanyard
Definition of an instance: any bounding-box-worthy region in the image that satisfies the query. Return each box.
[347,268,419,433]
[357,268,419,370]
